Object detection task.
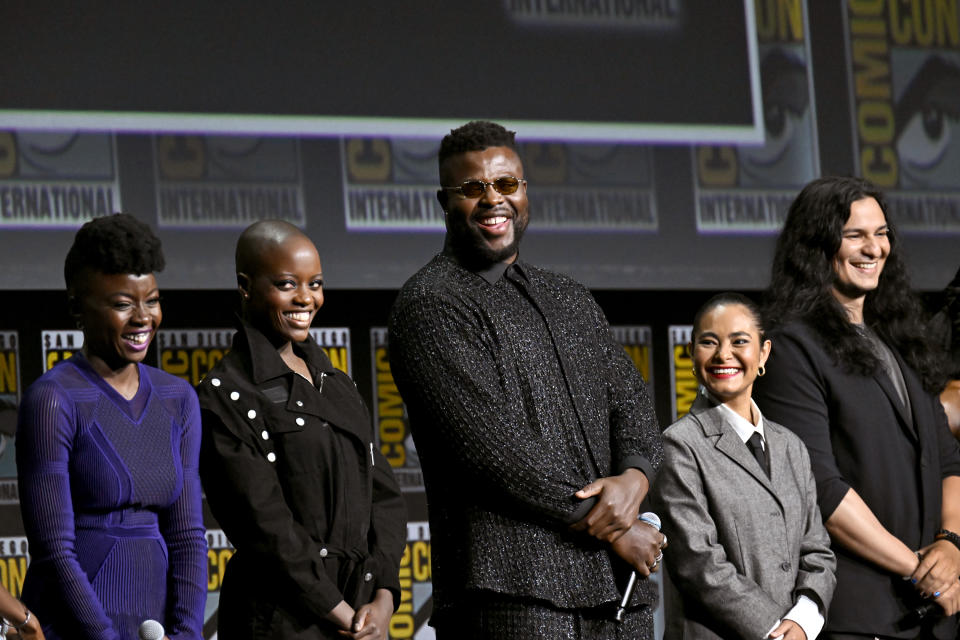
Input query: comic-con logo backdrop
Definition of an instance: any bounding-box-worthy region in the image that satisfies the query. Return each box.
[845,1,960,230]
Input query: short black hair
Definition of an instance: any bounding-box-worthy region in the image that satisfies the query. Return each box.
[438,120,517,176]
[692,292,765,340]
[64,214,165,292]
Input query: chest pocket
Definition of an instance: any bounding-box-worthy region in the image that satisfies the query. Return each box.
[256,403,330,473]
[255,403,339,539]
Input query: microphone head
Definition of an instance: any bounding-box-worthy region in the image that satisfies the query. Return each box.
[138,619,165,640]
[639,511,661,531]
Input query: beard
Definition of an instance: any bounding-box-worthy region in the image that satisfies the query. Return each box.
[445,211,528,269]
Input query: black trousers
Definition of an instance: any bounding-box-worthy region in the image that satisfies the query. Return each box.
[433,592,654,640]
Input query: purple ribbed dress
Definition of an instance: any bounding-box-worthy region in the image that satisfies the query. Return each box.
[16,354,207,640]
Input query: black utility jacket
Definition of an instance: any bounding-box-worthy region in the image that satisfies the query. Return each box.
[197,320,406,638]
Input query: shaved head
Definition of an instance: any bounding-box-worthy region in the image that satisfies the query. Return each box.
[236,220,311,278]
[234,220,324,343]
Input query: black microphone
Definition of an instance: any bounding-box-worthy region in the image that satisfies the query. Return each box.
[614,512,661,623]
[911,601,940,620]
[138,619,165,640]
[896,601,940,630]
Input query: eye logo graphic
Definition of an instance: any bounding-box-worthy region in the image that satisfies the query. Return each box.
[693,0,816,233]
[846,2,960,232]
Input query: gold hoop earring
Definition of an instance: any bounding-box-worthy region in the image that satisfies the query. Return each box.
[757,365,766,377]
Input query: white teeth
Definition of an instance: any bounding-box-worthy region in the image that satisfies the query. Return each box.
[710,368,740,375]
[123,333,149,344]
[482,216,508,225]
[853,262,877,269]
[285,311,310,322]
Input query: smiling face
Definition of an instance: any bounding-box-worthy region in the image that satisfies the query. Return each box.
[692,303,771,409]
[240,235,324,347]
[831,196,890,306]
[74,271,162,369]
[438,146,529,267]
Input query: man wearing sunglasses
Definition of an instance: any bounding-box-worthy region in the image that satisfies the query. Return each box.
[389,121,664,639]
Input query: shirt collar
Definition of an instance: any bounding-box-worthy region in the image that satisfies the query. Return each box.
[441,250,526,285]
[702,387,765,444]
[477,260,510,284]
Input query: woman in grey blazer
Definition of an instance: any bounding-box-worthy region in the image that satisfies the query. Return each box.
[652,293,835,640]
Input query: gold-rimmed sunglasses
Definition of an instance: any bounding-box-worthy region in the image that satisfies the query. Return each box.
[441,176,526,198]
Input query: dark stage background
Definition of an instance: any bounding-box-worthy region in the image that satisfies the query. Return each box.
[1,1,960,638]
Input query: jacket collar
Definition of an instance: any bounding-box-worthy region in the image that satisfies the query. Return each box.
[688,391,784,499]
[235,316,335,385]
[233,317,368,440]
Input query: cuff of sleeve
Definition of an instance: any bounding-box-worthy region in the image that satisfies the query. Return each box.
[818,480,852,522]
[378,585,402,612]
[783,595,825,640]
[566,496,597,525]
[614,455,653,483]
[374,556,402,609]
[301,558,347,616]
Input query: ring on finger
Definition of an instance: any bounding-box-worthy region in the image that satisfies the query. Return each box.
[655,551,663,563]
[660,534,668,548]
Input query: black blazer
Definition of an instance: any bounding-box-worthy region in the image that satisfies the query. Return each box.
[753,321,960,638]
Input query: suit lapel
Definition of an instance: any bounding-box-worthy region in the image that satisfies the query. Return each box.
[691,396,773,489]
[886,349,938,544]
[871,368,918,441]
[715,426,774,489]
[764,425,789,498]
[691,394,784,507]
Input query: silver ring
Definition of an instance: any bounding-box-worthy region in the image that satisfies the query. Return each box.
[660,534,668,548]
[655,551,663,563]
[649,559,660,571]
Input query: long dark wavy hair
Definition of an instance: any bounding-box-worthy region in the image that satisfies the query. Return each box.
[765,176,946,393]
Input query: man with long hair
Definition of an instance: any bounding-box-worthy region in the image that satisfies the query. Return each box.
[754,176,960,639]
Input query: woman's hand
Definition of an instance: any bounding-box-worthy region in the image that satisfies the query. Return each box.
[7,610,45,640]
[339,589,393,640]
[326,601,357,631]
[571,469,649,542]
[768,619,806,640]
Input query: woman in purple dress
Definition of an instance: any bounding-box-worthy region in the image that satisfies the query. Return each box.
[16,214,207,639]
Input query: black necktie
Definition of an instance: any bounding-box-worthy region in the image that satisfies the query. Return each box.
[747,432,770,477]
